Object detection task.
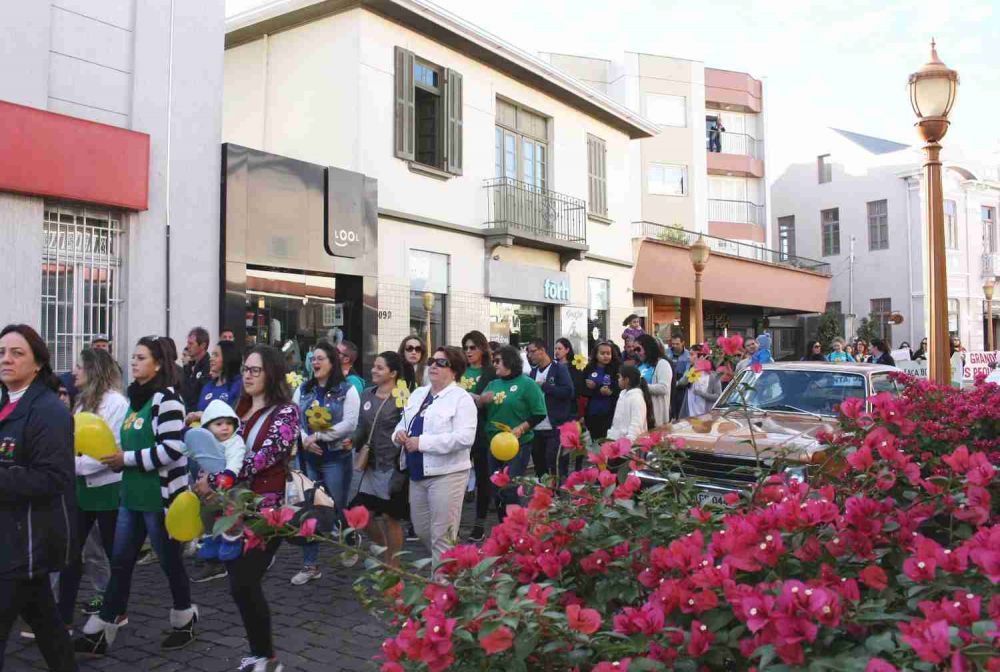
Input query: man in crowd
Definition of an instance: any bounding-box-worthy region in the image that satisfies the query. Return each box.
[337,340,366,395]
[526,339,575,479]
[181,326,211,410]
[870,338,896,367]
[219,328,235,342]
[666,333,691,421]
[735,337,759,375]
[91,336,111,353]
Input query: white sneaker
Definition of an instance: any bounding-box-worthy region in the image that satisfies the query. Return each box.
[239,657,285,672]
[290,566,322,586]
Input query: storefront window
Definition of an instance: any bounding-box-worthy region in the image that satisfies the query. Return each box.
[490,302,551,349]
[587,278,609,353]
[409,250,448,351]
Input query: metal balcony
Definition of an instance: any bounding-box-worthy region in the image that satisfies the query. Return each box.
[707,198,765,226]
[982,253,1000,277]
[483,177,587,248]
[631,221,831,275]
[706,131,764,159]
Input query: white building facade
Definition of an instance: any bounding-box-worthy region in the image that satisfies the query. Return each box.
[222,0,657,361]
[772,128,1000,350]
[0,0,224,370]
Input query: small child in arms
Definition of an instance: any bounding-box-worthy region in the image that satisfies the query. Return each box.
[185,400,246,488]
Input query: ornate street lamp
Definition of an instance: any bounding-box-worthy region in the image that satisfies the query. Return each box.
[909,39,959,383]
[985,279,995,351]
[689,236,711,344]
[422,291,436,353]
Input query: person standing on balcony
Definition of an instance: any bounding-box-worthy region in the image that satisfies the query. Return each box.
[708,117,725,153]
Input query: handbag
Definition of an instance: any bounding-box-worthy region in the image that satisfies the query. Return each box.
[353,395,390,472]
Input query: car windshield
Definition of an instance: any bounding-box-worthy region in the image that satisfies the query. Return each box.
[717,369,867,417]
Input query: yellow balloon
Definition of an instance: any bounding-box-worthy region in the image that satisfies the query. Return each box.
[165,491,204,542]
[490,431,520,462]
[74,413,117,460]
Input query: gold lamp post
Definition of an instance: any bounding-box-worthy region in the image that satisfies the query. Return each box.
[985,279,996,351]
[909,39,959,384]
[689,236,711,345]
[422,291,436,353]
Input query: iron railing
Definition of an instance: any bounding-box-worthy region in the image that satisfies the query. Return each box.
[706,131,764,159]
[707,198,766,226]
[484,177,587,245]
[631,221,831,275]
[982,253,1000,277]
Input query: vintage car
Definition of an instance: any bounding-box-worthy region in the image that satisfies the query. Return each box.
[634,362,901,506]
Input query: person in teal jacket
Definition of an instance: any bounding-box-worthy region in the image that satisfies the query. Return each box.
[826,338,856,363]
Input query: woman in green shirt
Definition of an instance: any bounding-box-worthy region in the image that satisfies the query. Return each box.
[483,345,546,521]
[459,330,495,541]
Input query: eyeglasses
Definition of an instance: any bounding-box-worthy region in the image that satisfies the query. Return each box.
[241,365,264,377]
[429,357,451,368]
[812,344,822,349]
[405,345,423,353]
[492,358,503,365]
[463,345,478,351]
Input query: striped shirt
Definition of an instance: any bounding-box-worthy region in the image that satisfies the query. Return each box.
[122,387,189,509]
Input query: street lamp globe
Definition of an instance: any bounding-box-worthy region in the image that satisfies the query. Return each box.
[908,39,959,142]
[689,236,711,273]
[984,279,995,303]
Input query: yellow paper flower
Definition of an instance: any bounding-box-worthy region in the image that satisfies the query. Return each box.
[392,379,411,409]
[286,371,304,390]
[459,375,477,391]
[572,353,588,371]
[493,391,507,405]
[685,367,702,385]
[305,405,333,431]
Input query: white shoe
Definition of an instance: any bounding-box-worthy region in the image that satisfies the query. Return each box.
[239,657,285,672]
[290,566,322,585]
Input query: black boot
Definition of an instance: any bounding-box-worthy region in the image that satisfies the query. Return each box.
[161,606,198,650]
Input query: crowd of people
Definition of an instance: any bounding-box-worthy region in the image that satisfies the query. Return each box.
[1,318,788,672]
[799,333,967,367]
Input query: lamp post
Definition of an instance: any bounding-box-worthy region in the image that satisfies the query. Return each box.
[422,291,435,353]
[909,39,959,384]
[689,236,711,345]
[985,279,995,351]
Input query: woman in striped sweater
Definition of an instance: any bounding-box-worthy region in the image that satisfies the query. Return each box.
[74,336,198,656]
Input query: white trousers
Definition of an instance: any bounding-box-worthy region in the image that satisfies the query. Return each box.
[409,469,468,565]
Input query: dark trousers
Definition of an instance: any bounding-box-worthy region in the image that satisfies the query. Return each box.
[226,539,281,659]
[0,577,78,672]
[99,507,191,622]
[670,386,687,422]
[489,443,532,521]
[531,429,566,480]
[57,508,117,625]
[471,439,491,521]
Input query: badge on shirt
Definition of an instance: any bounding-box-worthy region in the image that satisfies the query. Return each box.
[133,418,145,430]
[363,401,372,411]
[510,385,518,392]
[205,393,213,401]
[0,438,16,462]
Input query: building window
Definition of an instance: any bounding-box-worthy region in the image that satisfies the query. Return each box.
[821,208,840,256]
[586,134,607,217]
[394,47,463,174]
[825,301,842,315]
[644,93,686,127]
[867,199,889,250]
[945,199,958,249]
[948,298,959,333]
[587,278,609,352]
[817,154,832,183]
[41,204,124,371]
[778,215,796,258]
[648,163,687,196]
[495,98,549,189]
[984,206,996,254]
[409,250,448,351]
[870,298,892,343]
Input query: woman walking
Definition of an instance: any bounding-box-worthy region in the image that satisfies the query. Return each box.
[290,341,359,586]
[459,331,495,542]
[633,334,673,427]
[554,338,584,417]
[392,346,477,564]
[482,345,547,521]
[607,365,654,442]
[201,345,299,672]
[580,341,620,443]
[350,352,412,568]
[0,324,77,672]
[185,340,243,424]
[398,336,427,390]
[75,336,197,655]
[57,348,128,628]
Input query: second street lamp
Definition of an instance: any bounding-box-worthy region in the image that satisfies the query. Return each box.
[985,279,995,352]
[689,236,711,345]
[909,39,959,384]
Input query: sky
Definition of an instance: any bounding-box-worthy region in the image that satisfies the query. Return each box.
[225,0,1000,176]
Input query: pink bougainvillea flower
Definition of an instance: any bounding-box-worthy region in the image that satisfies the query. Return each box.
[695,358,713,373]
[865,659,898,672]
[526,583,553,608]
[716,334,744,356]
[479,625,514,654]
[260,506,295,529]
[580,549,612,575]
[490,468,511,488]
[528,486,553,512]
[423,584,458,613]
[566,604,602,634]
[751,362,763,374]
[297,517,318,538]
[593,660,631,672]
[243,528,264,553]
[637,432,661,452]
[688,620,715,657]
[344,505,370,530]
[558,420,582,451]
[859,565,888,591]
[899,618,952,664]
[837,396,866,420]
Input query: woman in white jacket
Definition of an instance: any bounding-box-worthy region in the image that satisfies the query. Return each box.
[634,334,673,427]
[393,346,477,564]
[607,365,656,443]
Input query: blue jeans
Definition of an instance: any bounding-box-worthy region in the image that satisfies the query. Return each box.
[99,507,191,621]
[488,442,532,521]
[301,451,353,566]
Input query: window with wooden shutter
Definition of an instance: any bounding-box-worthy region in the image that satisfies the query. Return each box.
[445,68,463,175]
[394,47,415,161]
[587,134,607,217]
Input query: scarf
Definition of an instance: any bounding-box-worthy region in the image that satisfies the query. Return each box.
[127,379,159,412]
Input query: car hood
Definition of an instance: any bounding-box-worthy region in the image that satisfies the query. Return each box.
[655,409,836,462]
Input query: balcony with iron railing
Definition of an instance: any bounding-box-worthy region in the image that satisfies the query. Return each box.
[707,198,765,226]
[631,221,831,275]
[706,131,764,160]
[483,177,588,253]
[983,252,1000,277]
[706,130,765,178]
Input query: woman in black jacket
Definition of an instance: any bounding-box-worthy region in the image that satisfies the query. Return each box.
[459,331,495,542]
[0,324,77,672]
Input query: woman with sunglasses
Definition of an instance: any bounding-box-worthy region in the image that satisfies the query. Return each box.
[459,331,495,542]
[76,336,197,656]
[482,345,547,521]
[802,340,826,362]
[392,346,477,564]
[398,336,427,390]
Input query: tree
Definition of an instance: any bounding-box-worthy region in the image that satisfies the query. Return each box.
[815,308,842,351]
[856,312,880,343]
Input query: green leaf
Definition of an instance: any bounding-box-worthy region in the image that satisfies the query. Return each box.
[972,619,997,639]
[756,644,777,670]
[514,632,538,662]
[211,514,241,536]
[472,556,501,577]
[864,630,896,654]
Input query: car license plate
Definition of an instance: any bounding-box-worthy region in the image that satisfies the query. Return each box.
[697,491,727,507]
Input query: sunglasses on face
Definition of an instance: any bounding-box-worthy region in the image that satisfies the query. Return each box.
[463,345,478,351]
[429,357,451,368]
[405,345,423,353]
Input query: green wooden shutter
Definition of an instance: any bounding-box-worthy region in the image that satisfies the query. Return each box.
[445,68,463,175]
[394,47,415,161]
